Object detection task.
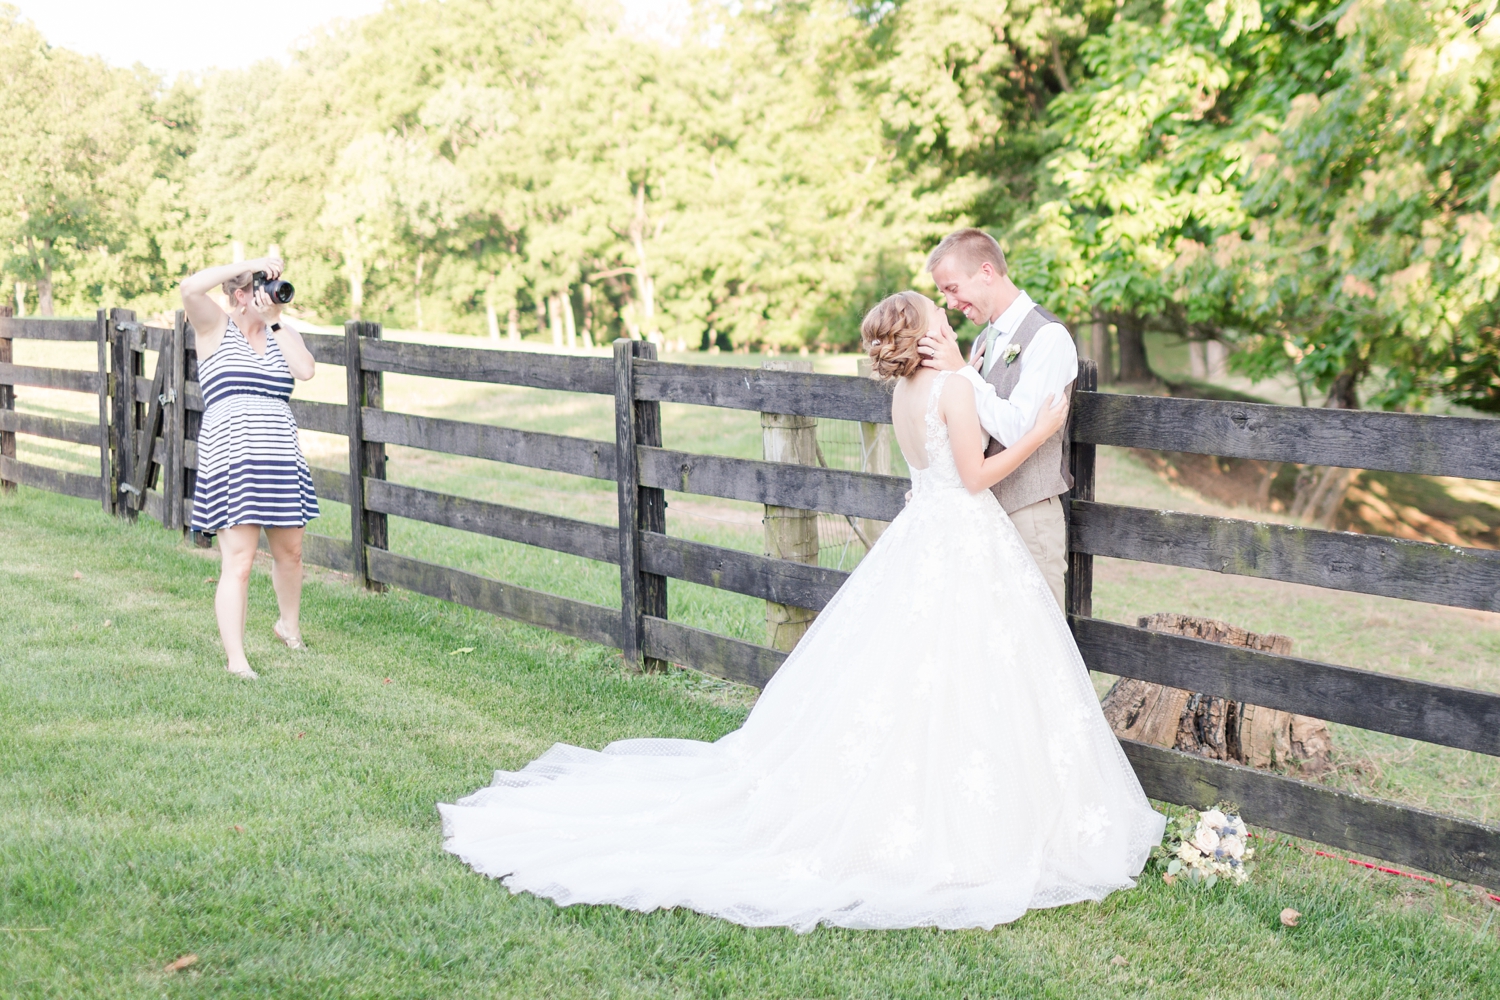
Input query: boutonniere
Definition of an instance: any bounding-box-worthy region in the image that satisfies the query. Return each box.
[1001,342,1022,366]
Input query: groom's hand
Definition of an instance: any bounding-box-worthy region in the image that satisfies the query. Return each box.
[917,327,966,372]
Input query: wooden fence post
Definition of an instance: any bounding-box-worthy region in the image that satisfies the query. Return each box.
[164,311,186,530]
[109,308,138,520]
[635,340,668,670]
[1066,358,1098,620]
[183,324,205,542]
[613,338,669,671]
[128,329,170,514]
[0,305,14,494]
[346,320,387,589]
[95,310,111,513]
[855,357,891,546]
[761,359,820,651]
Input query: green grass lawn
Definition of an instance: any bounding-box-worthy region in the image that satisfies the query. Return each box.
[4,487,1500,999]
[7,336,1500,996]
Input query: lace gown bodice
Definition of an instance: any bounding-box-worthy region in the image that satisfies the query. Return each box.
[438,368,1165,932]
[907,371,965,497]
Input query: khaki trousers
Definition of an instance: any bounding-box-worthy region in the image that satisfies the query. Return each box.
[1007,494,1067,612]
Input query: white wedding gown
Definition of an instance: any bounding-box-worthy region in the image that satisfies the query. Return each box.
[439,373,1166,931]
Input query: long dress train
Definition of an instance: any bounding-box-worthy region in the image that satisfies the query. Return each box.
[438,372,1165,931]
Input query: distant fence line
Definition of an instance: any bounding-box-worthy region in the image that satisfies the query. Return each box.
[2,308,1499,894]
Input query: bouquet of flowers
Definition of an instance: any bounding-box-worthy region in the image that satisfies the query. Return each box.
[1155,805,1254,887]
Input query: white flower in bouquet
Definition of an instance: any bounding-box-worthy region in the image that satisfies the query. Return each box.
[1157,804,1255,887]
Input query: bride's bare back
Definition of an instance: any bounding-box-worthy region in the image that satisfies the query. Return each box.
[891,369,939,470]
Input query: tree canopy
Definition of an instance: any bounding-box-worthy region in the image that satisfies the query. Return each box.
[1,0,1496,410]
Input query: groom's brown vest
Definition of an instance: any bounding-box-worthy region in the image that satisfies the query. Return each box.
[982,306,1074,513]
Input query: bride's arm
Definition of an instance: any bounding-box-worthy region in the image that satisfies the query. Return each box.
[942,377,1069,494]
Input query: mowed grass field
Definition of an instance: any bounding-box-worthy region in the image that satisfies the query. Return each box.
[3,334,1499,997]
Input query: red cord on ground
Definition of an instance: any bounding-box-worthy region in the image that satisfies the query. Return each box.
[1314,850,1500,904]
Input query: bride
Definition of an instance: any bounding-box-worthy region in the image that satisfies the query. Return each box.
[439,291,1166,932]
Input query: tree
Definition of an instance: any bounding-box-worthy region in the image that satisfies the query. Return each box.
[1209,0,1500,412]
[4,0,1494,425]
[0,10,157,314]
[1008,0,1271,382]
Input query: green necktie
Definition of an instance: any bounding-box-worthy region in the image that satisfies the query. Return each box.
[980,323,1001,376]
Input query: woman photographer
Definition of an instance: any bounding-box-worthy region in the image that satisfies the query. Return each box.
[180,257,319,679]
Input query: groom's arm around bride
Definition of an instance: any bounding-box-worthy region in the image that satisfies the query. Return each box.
[917,228,1079,611]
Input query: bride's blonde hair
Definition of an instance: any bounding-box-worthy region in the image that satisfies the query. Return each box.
[861,291,929,380]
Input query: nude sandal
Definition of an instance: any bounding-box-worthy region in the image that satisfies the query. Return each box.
[226,662,259,680]
[273,620,305,650]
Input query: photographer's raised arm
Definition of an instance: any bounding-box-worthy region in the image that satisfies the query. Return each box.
[179,257,283,355]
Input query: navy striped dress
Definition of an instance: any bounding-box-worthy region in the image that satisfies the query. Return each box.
[190,319,319,534]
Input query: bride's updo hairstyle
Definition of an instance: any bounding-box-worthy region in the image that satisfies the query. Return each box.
[861,291,928,381]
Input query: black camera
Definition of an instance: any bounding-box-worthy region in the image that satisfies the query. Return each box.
[253,271,295,305]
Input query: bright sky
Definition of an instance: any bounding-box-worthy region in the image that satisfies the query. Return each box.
[12,0,682,80]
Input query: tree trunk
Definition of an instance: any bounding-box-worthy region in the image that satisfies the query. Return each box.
[581,283,595,348]
[507,307,520,344]
[563,288,578,350]
[629,185,658,339]
[1255,461,1282,509]
[1089,309,1114,384]
[1114,312,1153,383]
[486,285,500,342]
[1101,613,1333,775]
[1290,369,1362,523]
[1325,367,1360,411]
[547,293,563,347]
[38,260,53,316]
[26,237,54,316]
[414,253,424,331]
[344,229,363,320]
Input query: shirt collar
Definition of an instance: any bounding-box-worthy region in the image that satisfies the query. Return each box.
[990,289,1036,339]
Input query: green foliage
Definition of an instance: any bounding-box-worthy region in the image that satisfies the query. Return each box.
[1015,0,1500,408]
[0,7,163,313]
[1,0,1497,403]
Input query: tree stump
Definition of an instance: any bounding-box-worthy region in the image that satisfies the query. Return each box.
[1101,613,1333,775]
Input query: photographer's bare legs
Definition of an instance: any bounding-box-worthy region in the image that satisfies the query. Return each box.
[215,525,262,678]
[265,526,304,646]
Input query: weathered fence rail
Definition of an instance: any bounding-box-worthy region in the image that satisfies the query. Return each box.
[1076,392,1500,481]
[1071,501,1500,611]
[3,310,1499,891]
[0,310,110,510]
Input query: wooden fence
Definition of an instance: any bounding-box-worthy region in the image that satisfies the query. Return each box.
[3,311,1499,893]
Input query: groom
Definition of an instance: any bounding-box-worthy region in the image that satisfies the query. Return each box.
[918,228,1078,611]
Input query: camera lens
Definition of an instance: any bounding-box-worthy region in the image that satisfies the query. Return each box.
[267,279,294,304]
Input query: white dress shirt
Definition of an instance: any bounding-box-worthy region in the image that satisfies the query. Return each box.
[955,290,1079,448]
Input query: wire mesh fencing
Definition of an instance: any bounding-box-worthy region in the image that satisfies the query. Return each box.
[813,418,908,570]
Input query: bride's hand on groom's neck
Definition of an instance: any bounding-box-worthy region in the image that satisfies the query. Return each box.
[917,327,969,372]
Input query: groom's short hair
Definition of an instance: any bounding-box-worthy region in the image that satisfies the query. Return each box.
[927,228,1008,278]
